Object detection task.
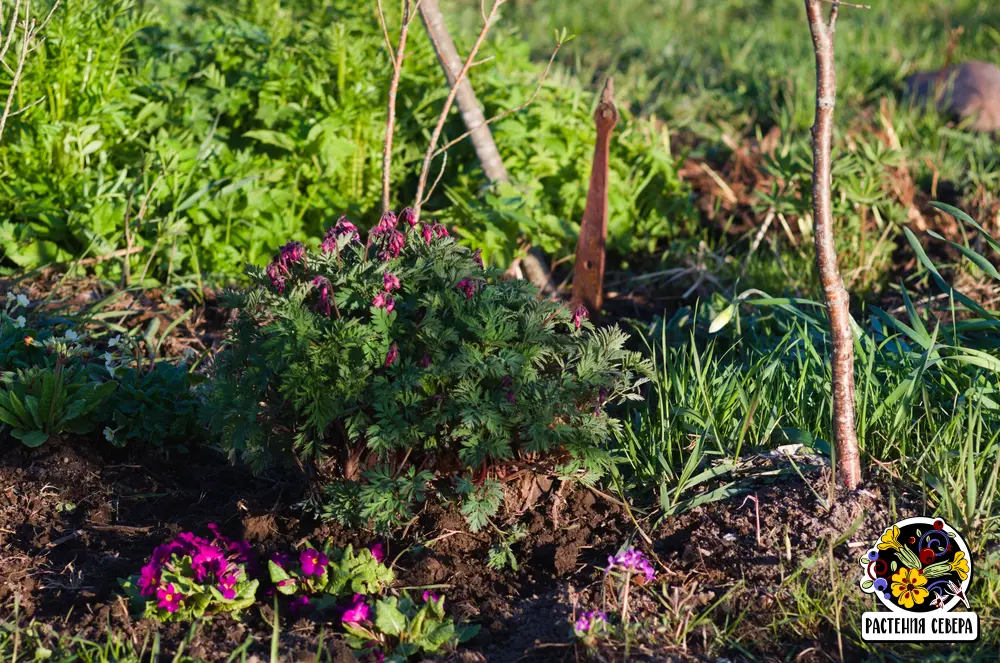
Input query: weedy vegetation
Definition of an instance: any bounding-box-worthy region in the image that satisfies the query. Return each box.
[1,0,999,661]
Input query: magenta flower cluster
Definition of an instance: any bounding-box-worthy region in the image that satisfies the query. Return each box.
[268,542,387,620]
[370,211,406,260]
[420,221,449,245]
[321,215,360,253]
[574,610,608,633]
[312,276,333,316]
[456,278,479,300]
[136,525,252,613]
[266,208,457,325]
[604,547,656,582]
[266,241,306,293]
[374,271,401,313]
[341,593,370,623]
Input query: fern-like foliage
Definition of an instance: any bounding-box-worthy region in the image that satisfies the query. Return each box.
[206,211,652,530]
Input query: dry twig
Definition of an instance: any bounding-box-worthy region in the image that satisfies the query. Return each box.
[411,0,508,224]
[0,0,57,145]
[376,0,421,214]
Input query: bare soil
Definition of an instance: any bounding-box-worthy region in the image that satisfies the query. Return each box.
[1,434,953,663]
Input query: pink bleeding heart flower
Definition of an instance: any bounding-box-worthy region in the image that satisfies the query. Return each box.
[594,387,609,417]
[341,594,370,624]
[156,583,182,613]
[322,215,360,252]
[421,223,434,245]
[399,208,417,228]
[383,272,401,292]
[472,249,484,269]
[299,548,328,577]
[280,241,305,266]
[373,211,398,234]
[378,229,405,260]
[266,262,286,293]
[456,279,478,300]
[384,343,399,368]
[312,276,333,316]
[373,292,395,313]
[571,303,589,330]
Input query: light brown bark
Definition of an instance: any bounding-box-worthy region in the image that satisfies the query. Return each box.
[417,0,557,296]
[419,0,507,183]
[804,0,861,489]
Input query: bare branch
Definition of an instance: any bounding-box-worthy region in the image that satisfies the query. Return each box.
[0,1,58,146]
[412,0,508,224]
[420,150,447,206]
[378,0,416,213]
[820,0,869,11]
[375,0,394,56]
[0,5,31,146]
[0,0,22,65]
[32,0,57,34]
[431,40,563,160]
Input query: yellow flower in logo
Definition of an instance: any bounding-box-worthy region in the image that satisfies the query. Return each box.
[949,551,969,581]
[878,525,902,551]
[891,567,929,609]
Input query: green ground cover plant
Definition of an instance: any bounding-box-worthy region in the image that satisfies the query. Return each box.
[0,0,693,283]
[0,288,202,448]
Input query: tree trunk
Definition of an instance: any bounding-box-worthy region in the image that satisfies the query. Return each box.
[804,0,861,490]
[418,0,556,296]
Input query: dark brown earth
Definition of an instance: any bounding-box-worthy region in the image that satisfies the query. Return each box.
[1,433,953,663]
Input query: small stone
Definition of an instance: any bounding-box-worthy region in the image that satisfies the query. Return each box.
[904,60,1000,132]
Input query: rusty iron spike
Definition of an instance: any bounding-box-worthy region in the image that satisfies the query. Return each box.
[571,77,619,318]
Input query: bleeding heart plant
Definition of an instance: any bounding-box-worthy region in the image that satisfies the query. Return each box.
[207,209,652,534]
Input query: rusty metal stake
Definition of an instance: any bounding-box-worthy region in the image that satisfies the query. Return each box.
[571,78,619,317]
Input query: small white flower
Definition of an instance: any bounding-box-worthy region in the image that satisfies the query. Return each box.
[107,365,116,378]
[65,329,79,342]
[103,427,115,442]
[103,352,114,364]
[12,315,25,328]
[108,334,121,347]
[15,293,29,307]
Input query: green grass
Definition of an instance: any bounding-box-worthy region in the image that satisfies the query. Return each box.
[0,0,693,282]
[457,0,999,300]
[3,0,1000,660]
